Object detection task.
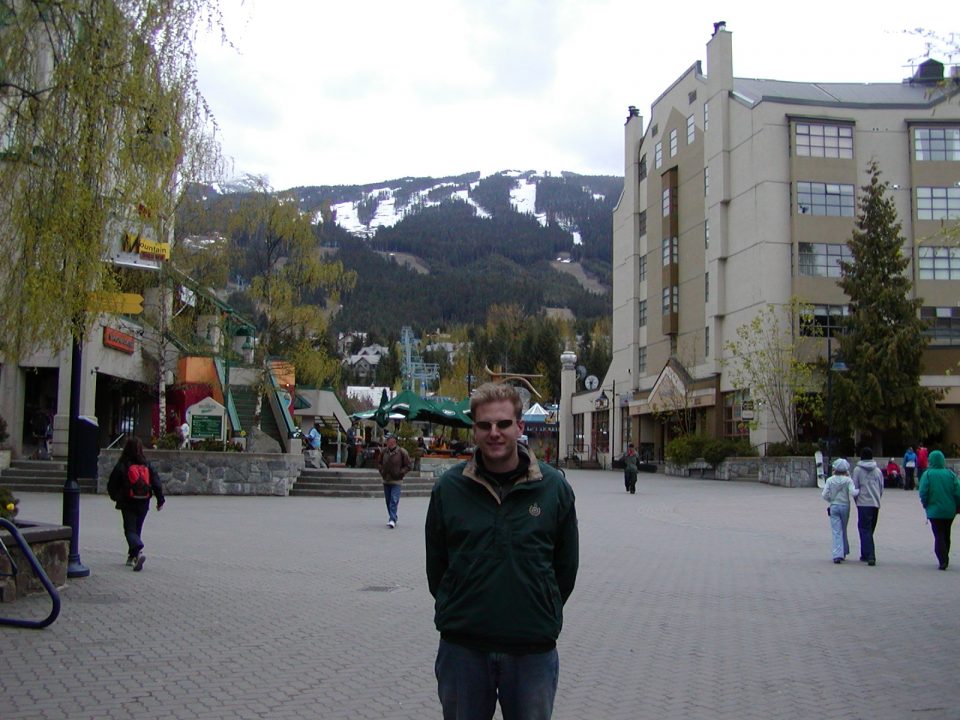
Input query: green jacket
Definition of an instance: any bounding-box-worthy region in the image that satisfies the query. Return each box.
[425,446,579,654]
[919,450,960,520]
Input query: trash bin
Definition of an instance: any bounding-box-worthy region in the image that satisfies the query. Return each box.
[74,415,99,481]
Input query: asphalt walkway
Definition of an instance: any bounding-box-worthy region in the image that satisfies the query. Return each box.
[1,470,957,720]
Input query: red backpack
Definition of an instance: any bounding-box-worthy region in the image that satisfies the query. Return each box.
[127,464,152,500]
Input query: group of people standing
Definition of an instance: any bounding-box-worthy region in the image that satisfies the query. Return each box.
[823,446,960,570]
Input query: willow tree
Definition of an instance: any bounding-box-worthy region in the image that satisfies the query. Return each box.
[0,0,223,357]
[228,178,357,423]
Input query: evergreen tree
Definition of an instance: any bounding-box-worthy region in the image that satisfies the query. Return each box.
[832,161,943,450]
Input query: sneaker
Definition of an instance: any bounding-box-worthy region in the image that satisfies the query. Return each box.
[125,557,134,567]
[133,553,145,572]
[387,520,396,529]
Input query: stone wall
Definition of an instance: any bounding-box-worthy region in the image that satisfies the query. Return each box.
[0,521,69,603]
[758,457,818,488]
[97,450,305,497]
[716,457,761,481]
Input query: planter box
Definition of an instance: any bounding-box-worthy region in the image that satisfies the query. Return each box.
[0,520,70,603]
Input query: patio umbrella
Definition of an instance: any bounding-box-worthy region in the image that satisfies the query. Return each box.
[372,389,390,428]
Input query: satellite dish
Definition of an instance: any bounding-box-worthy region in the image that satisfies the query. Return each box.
[576,365,587,380]
[584,375,599,390]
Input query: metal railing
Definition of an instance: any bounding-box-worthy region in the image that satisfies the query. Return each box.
[0,518,61,629]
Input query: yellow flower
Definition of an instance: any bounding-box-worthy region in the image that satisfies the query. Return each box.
[5,503,14,511]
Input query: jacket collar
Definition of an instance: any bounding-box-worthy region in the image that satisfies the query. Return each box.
[463,444,542,504]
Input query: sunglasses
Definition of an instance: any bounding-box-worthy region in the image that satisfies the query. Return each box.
[474,419,516,431]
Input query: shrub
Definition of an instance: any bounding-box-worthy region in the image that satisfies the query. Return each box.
[0,486,19,520]
[665,435,707,466]
[766,441,819,457]
[156,432,180,450]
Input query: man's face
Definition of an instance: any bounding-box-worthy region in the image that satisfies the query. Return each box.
[386,437,397,449]
[473,399,524,471]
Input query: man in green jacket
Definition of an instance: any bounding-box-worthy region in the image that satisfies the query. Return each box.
[425,382,579,720]
[918,449,960,570]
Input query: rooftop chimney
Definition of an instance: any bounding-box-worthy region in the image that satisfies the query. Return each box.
[712,20,726,37]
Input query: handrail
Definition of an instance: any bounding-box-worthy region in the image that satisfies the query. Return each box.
[0,519,61,629]
[106,433,126,450]
[267,365,299,450]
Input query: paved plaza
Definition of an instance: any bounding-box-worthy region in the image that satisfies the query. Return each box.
[2,470,958,720]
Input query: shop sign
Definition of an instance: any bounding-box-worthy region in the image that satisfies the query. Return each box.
[103,326,135,354]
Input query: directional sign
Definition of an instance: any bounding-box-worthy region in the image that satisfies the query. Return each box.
[87,292,144,315]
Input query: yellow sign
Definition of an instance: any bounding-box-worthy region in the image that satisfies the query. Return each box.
[87,292,144,315]
[120,231,169,260]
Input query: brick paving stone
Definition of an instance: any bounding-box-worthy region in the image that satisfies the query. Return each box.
[1,472,957,719]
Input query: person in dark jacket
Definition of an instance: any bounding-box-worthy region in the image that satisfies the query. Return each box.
[425,382,579,720]
[918,450,960,570]
[621,442,641,494]
[107,437,164,571]
[377,433,411,528]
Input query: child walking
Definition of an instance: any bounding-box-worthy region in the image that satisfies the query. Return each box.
[822,458,859,563]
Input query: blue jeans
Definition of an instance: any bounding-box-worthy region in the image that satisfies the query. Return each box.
[829,504,850,560]
[856,506,879,561]
[121,502,149,558]
[435,639,559,720]
[383,483,401,523]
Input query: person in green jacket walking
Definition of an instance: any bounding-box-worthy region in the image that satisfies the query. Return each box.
[425,382,579,720]
[918,450,960,570]
[621,442,641,493]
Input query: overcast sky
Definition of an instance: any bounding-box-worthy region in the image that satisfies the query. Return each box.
[195,1,956,191]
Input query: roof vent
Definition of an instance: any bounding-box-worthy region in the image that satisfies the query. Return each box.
[911,58,944,85]
[712,21,726,36]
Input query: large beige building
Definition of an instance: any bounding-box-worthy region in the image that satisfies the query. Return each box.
[575,25,960,465]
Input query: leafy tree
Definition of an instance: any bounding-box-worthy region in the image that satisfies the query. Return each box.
[723,298,821,450]
[228,179,356,416]
[0,0,222,357]
[832,161,944,450]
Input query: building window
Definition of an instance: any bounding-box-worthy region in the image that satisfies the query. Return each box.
[921,307,960,345]
[798,242,853,277]
[686,115,695,144]
[703,101,709,131]
[638,210,647,237]
[639,154,647,180]
[795,122,854,159]
[801,304,849,338]
[704,272,709,301]
[662,285,678,314]
[704,218,710,248]
[705,326,710,356]
[638,254,646,282]
[651,123,659,137]
[670,335,678,355]
[688,90,697,104]
[669,128,678,157]
[918,246,960,280]
[638,346,646,373]
[722,390,750,438]
[704,166,710,197]
[797,181,855,217]
[638,300,647,327]
[592,410,610,453]
[655,141,663,169]
[662,187,671,217]
[573,413,585,452]
[914,127,960,161]
[917,187,960,220]
[661,236,677,266]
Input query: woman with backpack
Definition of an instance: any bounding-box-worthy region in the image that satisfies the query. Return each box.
[107,437,165,571]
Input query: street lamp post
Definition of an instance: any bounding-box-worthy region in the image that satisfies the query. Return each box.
[825,333,848,472]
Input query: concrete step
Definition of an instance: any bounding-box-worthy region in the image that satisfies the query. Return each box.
[289,486,434,498]
[290,467,435,497]
[1,459,96,493]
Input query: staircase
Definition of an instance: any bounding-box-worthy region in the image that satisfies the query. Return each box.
[231,386,282,445]
[0,459,95,494]
[290,467,436,498]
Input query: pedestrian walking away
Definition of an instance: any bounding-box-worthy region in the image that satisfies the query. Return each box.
[903,447,917,490]
[917,443,929,482]
[918,450,960,570]
[106,436,165,571]
[852,447,883,566]
[377,433,411,528]
[821,458,858,563]
[621,442,641,494]
[426,382,579,720]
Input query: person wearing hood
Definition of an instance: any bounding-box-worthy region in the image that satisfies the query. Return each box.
[821,458,859,563]
[903,447,918,490]
[852,447,883,566]
[918,450,960,570]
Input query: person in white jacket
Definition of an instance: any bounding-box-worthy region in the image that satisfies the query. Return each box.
[852,447,883,566]
[822,458,859,563]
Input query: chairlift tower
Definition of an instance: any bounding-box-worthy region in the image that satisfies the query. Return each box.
[400,326,439,395]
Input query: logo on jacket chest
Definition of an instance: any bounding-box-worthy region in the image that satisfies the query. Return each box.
[528,502,542,517]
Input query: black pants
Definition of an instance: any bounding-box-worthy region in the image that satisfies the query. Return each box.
[121,502,150,559]
[930,517,954,568]
[904,467,915,490]
[856,506,879,562]
[624,471,637,493]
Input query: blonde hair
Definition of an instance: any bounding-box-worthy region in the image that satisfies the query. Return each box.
[470,382,523,419]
